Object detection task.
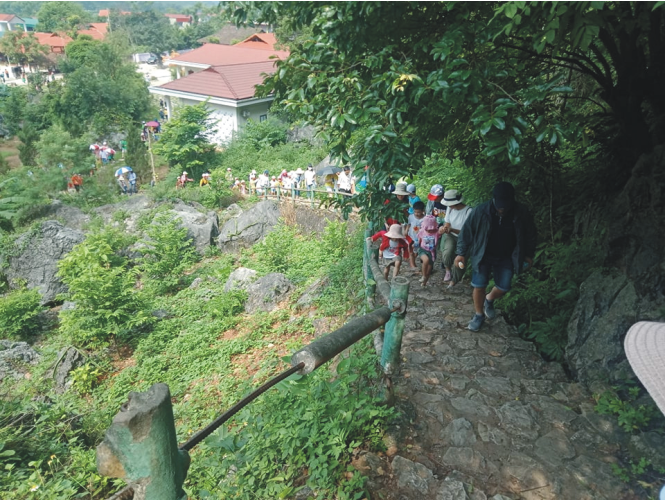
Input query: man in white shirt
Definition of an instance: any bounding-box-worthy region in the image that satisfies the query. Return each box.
[336,166,354,195]
[304,164,316,199]
[440,189,473,287]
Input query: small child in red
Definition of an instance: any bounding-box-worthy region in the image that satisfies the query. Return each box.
[368,224,410,280]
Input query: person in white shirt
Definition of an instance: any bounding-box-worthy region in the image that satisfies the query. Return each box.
[304,164,316,199]
[440,189,473,288]
[257,170,270,195]
[336,166,354,194]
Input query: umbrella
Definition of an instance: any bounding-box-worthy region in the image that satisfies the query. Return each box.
[115,166,133,176]
[317,165,341,177]
[145,121,160,127]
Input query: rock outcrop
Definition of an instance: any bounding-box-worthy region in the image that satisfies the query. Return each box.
[564,148,664,387]
[218,200,280,251]
[0,340,40,381]
[4,221,84,304]
[244,273,293,313]
[224,267,258,292]
[53,346,85,394]
[170,202,219,255]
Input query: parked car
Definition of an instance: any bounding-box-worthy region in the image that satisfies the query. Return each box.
[146,54,159,65]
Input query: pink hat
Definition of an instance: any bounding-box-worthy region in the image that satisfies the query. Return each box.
[421,215,438,232]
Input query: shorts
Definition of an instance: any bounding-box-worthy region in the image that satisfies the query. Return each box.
[417,248,435,265]
[383,255,402,267]
[471,256,514,292]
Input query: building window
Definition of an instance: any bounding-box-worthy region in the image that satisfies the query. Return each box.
[259,114,267,122]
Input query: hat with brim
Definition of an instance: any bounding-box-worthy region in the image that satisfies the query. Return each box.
[442,189,464,206]
[296,168,304,174]
[385,224,406,240]
[427,184,444,201]
[421,215,438,232]
[393,182,410,196]
[624,322,665,414]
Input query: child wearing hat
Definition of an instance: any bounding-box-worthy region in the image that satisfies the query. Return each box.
[404,200,426,272]
[441,189,472,287]
[406,184,421,214]
[416,215,441,287]
[368,224,410,280]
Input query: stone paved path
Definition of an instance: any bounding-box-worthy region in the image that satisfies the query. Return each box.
[357,267,644,500]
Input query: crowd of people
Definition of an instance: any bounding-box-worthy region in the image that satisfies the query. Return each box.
[369,180,537,332]
[224,164,369,199]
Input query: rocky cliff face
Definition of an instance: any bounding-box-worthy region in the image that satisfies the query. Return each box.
[565,147,664,387]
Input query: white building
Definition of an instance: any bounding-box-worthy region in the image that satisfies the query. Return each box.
[148,34,289,144]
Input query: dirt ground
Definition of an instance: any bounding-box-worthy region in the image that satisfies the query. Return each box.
[0,137,21,169]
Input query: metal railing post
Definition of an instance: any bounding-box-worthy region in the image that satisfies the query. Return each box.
[380,276,410,375]
[97,383,190,500]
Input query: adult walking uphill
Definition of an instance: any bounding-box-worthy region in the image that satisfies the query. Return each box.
[454,182,536,332]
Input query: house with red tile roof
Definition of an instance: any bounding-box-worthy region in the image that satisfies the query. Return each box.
[34,32,72,53]
[164,14,192,27]
[149,59,280,144]
[234,32,281,51]
[77,23,108,41]
[168,40,288,79]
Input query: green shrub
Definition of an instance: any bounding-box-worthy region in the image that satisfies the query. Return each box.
[57,227,151,348]
[138,212,199,294]
[0,287,44,338]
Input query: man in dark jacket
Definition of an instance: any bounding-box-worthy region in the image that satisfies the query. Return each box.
[454,182,536,331]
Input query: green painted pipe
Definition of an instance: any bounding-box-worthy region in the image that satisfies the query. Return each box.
[381,276,410,374]
[292,306,393,373]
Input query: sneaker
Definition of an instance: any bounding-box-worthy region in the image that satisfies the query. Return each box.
[484,299,496,320]
[468,313,485,332]
[443,270,452,282]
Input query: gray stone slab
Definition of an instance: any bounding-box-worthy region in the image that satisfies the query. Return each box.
[531,396,578,426]
[405,351,436,364]
[392,455,434,495]
[442,418,477,447]
[447,332,478,350]
[566,455,626,498]
[436,477,469,500]
[477,422,510,446]
[534,429,576,467]
[445,375,469,392]
[497,401,540,440]
[475,376,518,399]
[451,397,494,418]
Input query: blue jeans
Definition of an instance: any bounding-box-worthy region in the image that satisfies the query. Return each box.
[471,256,513,292]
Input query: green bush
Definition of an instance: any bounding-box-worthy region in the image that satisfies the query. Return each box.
[0,287,44,338]
[138,212,200,294]
[242,220,352,285]
[57,227,151,348]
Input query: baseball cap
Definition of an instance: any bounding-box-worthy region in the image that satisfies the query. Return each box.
[427,184,444,201]
[492,181,515,210]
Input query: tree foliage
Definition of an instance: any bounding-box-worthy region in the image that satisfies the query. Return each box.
[232,1,663,222]
[0,32,49,69]
[53,35,151,136]
[36,1,89,33]
[152,102,218,178]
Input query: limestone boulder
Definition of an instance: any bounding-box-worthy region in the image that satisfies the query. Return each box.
[4,221,84,304]
[218,200,280,252]
[0,340,40,381]
[169,202,219,255]
[40,200,91,231]
[53,346,85,394]
[224,267,257,292]
[244,273,293,313]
